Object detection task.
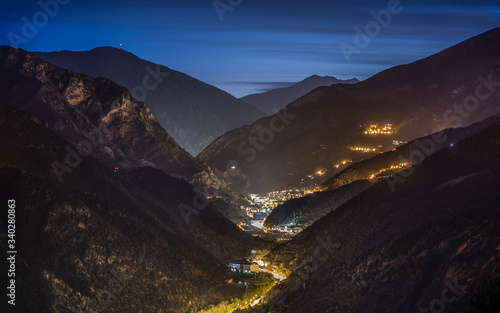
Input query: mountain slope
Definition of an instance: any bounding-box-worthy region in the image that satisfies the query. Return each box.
[263,113,500,237]
[241,75,358,115]
[321,112,500,191]
[0,104,262,312]
[0,46,230,195]
[33,47,264,156]
[0,103,258,259]
[264,179,375,229]
[198,28,500,193]
[249,114,500,313]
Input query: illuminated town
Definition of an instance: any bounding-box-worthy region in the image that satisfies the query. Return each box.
[237,187,320,237]
[205,127,426,313]
[239,158,358,235]
[364,123,394,135]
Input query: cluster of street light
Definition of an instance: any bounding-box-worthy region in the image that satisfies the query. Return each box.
[364,123,394,135]
[369,162,409,179]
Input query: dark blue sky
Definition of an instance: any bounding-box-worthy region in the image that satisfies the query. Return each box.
[1,0,499,97]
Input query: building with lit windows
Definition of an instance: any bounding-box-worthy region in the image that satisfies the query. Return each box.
[228,260,260,273]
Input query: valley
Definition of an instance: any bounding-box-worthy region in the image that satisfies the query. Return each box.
[0,8,499,313]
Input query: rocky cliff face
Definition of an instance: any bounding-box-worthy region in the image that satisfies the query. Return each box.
[0,46,231,196]
[34,47,264,156]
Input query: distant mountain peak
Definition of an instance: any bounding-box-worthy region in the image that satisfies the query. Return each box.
[306,74,333,79]
[89,46,140,56]
[241,75,359,115]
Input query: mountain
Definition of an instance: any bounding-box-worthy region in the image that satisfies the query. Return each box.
[0,46,257,226]
[321,112,500,191]
[0,46,233,196]
[263,180,375,229]
[249,116,500,313]
[263,112,500,231]
[198,28,500,194]
[263,112,500,246]
[0,104,264,312]
[241,75,359,115]
[33,47,264,156]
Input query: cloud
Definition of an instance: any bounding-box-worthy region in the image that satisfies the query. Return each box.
[1,0,499,97]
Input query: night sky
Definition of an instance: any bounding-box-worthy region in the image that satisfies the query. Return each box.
[1,0,499,97]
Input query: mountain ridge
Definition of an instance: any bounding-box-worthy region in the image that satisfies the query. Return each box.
[33,46,265,156]
[198,27,500,193]
[251,118,500,313]
[241,75,358,115]
[0,103,264,312]
[0,46,231,194]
